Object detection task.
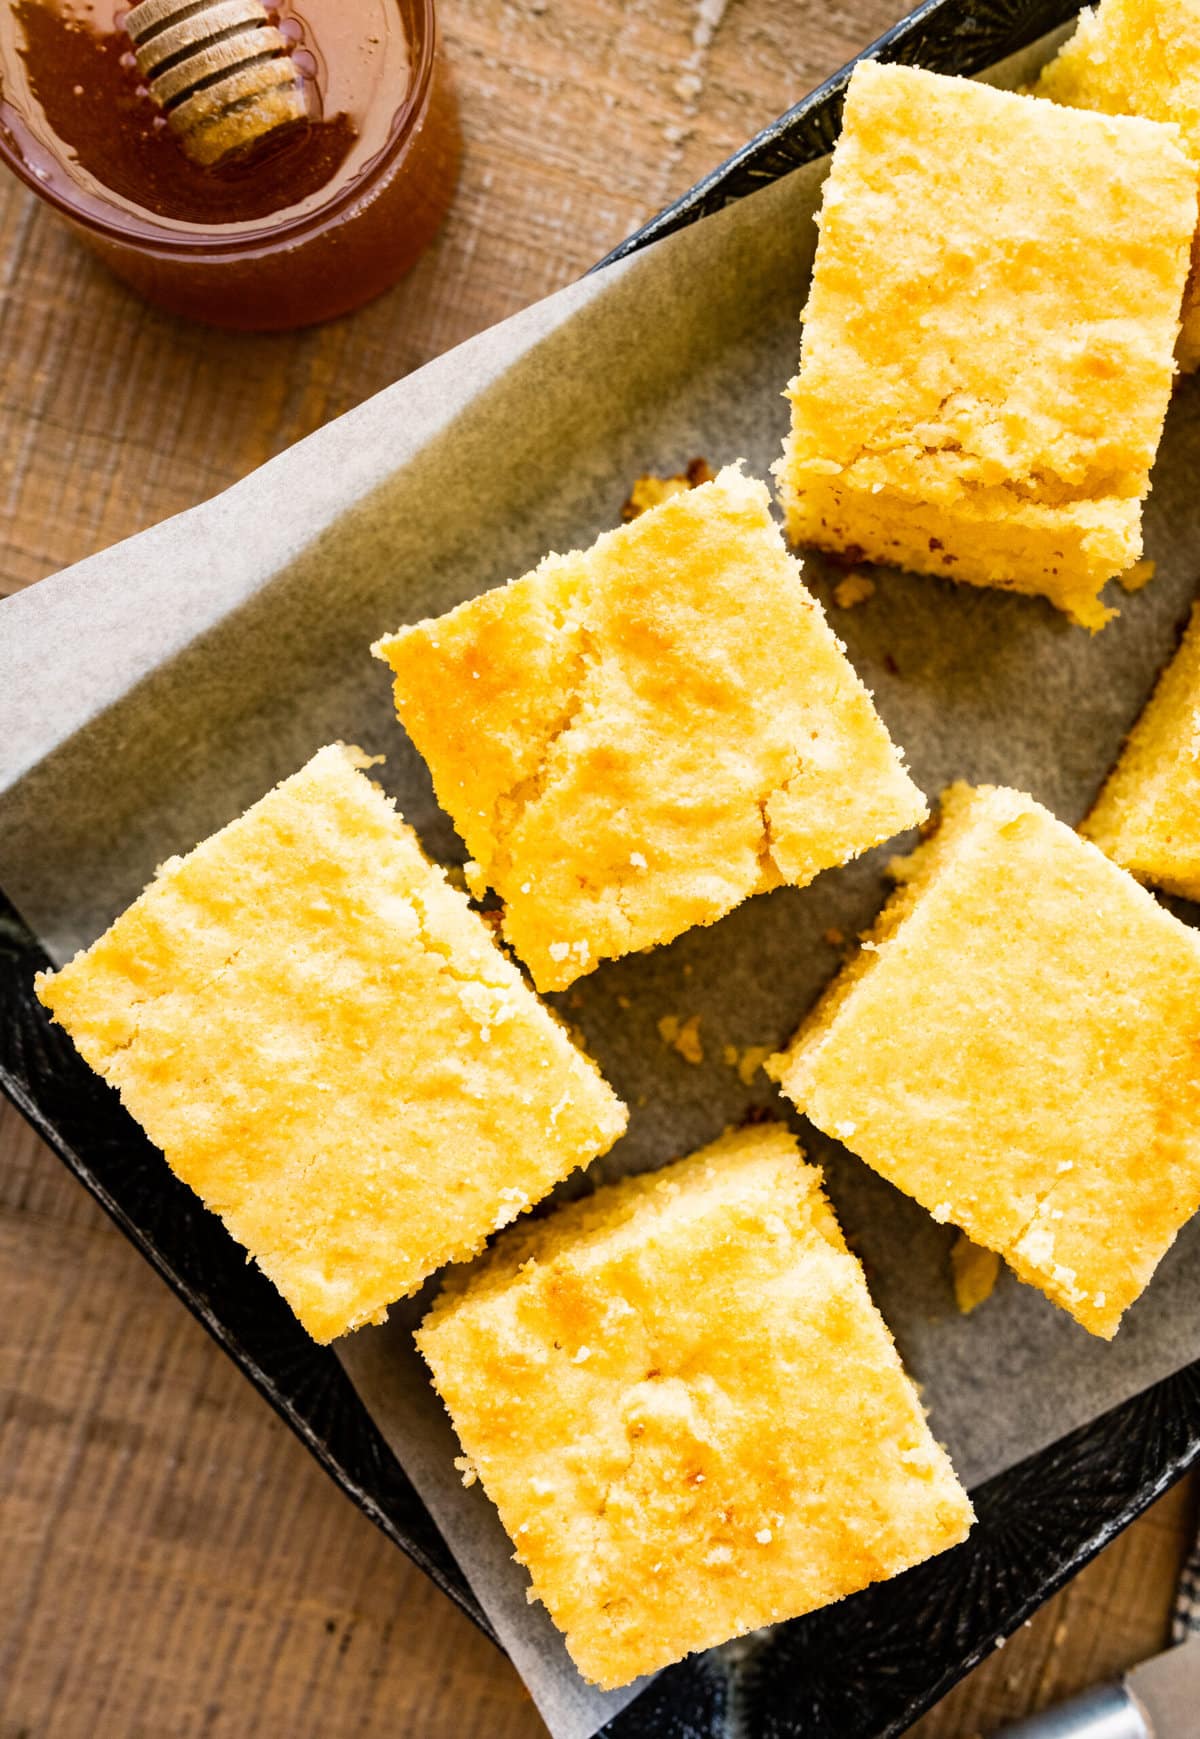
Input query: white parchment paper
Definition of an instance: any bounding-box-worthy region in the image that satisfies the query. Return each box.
[4,26,1199,1739]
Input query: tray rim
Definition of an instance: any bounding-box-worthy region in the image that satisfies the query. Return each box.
[5,0,1197,1731]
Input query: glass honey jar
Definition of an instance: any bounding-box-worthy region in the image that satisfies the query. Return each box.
[0,0,460,329]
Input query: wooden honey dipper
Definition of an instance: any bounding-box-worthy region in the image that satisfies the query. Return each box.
[123,0,318,170]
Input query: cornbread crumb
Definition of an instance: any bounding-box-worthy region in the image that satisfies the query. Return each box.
[1082,603,1200,899]
[375,464,926,992]
[621,457,715,520]
[832,573,875,609]
[768,782,1200,1337]
[1119,559,1157,593]
[658,1012,704,1064]
[721,1042,772,1084]
[34,745,627,1342]
[1035,0,1200,370]
[418,1125,973,1688]
[951,1234,1001,1315]
[775,61,1196,629]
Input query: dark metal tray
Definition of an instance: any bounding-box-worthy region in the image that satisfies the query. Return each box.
[7,0,1199,1731]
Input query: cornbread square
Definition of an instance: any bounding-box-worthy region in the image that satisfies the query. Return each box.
[418,1124,973,1689]
[775,60,1196,629]
[768,783,1200,1338]
[1036,0,1200,371]
[35,744,626,1343]
[373,464,925,994]
[1082,603,1200,897]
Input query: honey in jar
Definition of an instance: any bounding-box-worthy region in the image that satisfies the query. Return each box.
[0,0,459,329]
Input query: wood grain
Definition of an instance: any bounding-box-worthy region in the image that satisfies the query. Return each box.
[1,1,1194,1734]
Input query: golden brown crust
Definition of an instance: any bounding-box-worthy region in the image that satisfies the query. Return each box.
[374,464,926,992]
[775,61,1197,626]
[35,744,626,1342]
[1035,0,1200,371]
[1082,602,1200,897]
[770,783,1200,1337]
[418,1125,973,1689]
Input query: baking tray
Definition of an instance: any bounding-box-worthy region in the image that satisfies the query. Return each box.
[6,0,1200,1732]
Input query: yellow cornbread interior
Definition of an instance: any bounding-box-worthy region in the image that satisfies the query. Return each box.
[775,60,1196,629]
[1036,0,1200,372]
[769,783,1200,1338]
[1082,603,1200,897]
[418,1124,973,1690]
[35,744,627,1343]
[373,464,925,994]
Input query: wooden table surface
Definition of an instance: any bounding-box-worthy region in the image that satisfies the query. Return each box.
[1,1,1195,1734]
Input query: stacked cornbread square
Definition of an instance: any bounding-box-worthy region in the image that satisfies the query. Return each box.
[776,60,1196,628]
[418,1124,973,1688]
[768,783,1200,1337]
[374,464,925,993]
[1036,0,1200,370]
[1083,604,1200,897]
[35,745,626,1342]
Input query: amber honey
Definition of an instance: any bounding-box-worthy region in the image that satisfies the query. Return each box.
[0,0,459,328]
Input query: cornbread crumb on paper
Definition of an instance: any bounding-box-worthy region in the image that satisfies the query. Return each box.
[1118,559,1156,593]
[659,1012,704,1064]
[620,456,714,519]
[375,464,925,992]
[832,573,875,609]
[768,781,1200,1338]
[34,744,626,1343]
[951,1233,1001,1315]
[719,1042,774,1085]
[418,1125,973,1689]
